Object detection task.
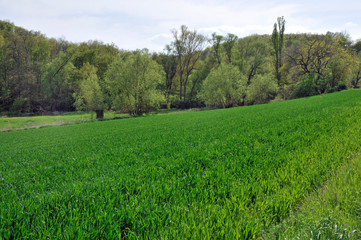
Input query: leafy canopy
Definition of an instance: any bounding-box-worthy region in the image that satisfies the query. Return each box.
[199,64,246,108]
[106,51,165,115]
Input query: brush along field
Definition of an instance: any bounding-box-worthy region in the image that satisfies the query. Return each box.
[1,90,361,239]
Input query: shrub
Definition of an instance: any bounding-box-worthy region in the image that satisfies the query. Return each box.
[199,64,247,108]
[245,74,278,105]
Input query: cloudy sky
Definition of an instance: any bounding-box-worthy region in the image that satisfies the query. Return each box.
[1,0,360,52]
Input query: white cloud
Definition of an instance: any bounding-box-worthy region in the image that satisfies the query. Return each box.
[345,22,358,27]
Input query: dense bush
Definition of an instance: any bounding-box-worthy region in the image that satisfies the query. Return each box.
[291,72,329,98]
[245,74,278,105]
[199,64,247,108]
[328,81,348,93]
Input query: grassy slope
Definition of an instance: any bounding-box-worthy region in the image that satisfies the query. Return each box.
[266,154,361,239]
[1,90,361,239]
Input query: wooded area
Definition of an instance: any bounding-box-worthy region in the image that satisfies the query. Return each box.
[0,18,360,118]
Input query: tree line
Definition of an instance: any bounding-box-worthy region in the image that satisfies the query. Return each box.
[1,18,360,118]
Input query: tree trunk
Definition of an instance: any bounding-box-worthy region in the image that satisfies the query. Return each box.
[179,71,183,101]
[355,70,361,88]
[95,110,104,119]
[189,79,198,102]
[183,75,189,102]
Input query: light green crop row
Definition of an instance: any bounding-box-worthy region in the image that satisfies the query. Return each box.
[0,111,128,131]
[1,90,361,239]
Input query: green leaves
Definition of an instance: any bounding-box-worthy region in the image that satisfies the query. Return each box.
[199,63,246,108]
[73,64,105,113]
[106,51,165,115]
[245,74,278,105]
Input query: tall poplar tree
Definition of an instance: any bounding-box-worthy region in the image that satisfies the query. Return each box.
[272,16,285,86]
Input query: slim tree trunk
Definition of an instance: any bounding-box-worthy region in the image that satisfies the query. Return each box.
[183,75,189,102]
[95,110,104,119]
[179,67,183,101]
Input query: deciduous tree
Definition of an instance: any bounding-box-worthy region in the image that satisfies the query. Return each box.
[106,51,165,116]
[41,47,76,111]
[199,64,246,108]
[223,33,238,63]
[245,74,278,105]
[234,35,271,85]
[73,63,105,119]
[171,25,206,102]
[272,16,285,86]
[153,45,178,107]
[211,33,223,66]
[351,41,361,88]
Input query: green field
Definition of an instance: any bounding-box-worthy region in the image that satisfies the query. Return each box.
[267,152,361,239]
[1,90,361,239]
[0,112,128,132]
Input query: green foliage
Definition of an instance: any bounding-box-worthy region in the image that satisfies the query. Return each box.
[72,41,118,82]
[9,97,28,115]
[153,47,178,104]
[106,51,165,115]
[171,25,206,102]
[292,72,319,98]
[0,21,121,113]
[2,20,361,114]
[72,63,106,118]
[352,40,361,54]
[245,74,278,105]
[234,35,272,85]
[223,33,238,63]
[272,16,285,86]
[187,59,212,105]
[41,49,76,111]
[349,50,361,88]
[0,21,54,112]
[1,90,361,238]
[210,33,224,65]
[74,74,104,113]
[0,34,5,49]
[285,34,353,96]
[292,72,327,98]
[329,82,349,93]
[199,64,246,108]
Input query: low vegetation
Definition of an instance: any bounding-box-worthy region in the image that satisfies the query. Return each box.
[0,112,128,131]
[1,90,361,239]
[266,153,361,239]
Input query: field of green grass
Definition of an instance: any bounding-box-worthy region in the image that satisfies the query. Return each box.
[266,152,361,239]
[1,90,361,239]
[0,112,128,131]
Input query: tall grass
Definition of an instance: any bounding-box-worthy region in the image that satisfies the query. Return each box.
[1,90,361,239]
[266,152,361,239]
